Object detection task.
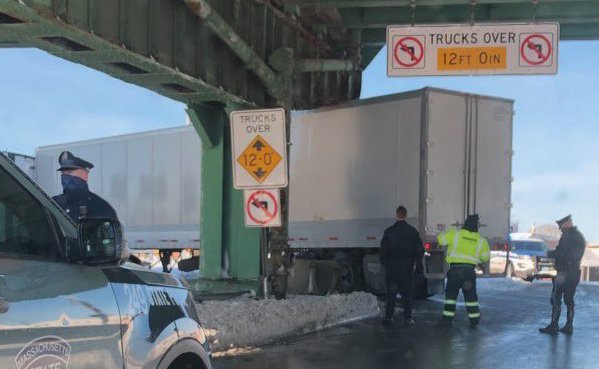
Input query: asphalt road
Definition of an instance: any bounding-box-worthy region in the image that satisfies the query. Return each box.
[214,279,599,369]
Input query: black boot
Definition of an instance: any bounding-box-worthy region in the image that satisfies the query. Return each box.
[560,305,574,335]
[403,317,415,328]
[539,304,561,334]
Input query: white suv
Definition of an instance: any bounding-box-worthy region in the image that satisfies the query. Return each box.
[505,233,556,281]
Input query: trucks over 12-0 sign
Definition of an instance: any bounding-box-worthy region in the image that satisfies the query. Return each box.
[230,108,288,189]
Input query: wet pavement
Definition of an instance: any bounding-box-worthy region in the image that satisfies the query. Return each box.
[214,280,599,369]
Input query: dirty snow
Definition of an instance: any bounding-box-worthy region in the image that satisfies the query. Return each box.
[195,292,379,353]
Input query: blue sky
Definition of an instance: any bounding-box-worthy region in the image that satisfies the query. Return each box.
[1,41,598,241]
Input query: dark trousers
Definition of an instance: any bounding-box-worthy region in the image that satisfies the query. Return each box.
[442,265,480,323]
[384,262,415,320]
[551,269,581,309]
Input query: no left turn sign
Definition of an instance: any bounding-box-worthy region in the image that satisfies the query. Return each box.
[392,35,425,69]
[519,33,553,67]
[244,189,281,227]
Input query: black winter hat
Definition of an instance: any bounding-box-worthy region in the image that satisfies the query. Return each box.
[463,214,480,232]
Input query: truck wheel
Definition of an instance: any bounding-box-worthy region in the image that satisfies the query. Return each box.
[506,263,514,278]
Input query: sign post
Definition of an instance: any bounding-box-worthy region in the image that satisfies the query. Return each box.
[387,23,559,77]
[230,108,289,298]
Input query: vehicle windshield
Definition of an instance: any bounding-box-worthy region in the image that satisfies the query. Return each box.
[0,166,57,258]
[511,240,548,252]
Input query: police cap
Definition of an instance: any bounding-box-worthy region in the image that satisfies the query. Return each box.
[57,151,94,171]
[556,214,572,227]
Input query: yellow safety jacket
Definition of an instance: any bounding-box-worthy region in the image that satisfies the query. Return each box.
[437,228,490,265]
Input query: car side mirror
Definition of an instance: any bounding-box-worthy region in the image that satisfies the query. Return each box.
[78,218,124,265]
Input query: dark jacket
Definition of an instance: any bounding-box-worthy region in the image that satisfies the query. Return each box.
[380,220,424,267]
[53,184,118,222]
[548,227,586,271]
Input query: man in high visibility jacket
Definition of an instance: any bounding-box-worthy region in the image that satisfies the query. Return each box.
[437,214,490,328]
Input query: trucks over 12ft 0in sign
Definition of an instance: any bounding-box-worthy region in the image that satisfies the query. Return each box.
[387,23,559,76]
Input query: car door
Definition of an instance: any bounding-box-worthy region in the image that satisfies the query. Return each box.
[0,153,124,369]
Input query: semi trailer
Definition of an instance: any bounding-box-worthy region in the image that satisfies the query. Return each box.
[34,125,202,272]
[287,88,514,295]
[27,87,513,295]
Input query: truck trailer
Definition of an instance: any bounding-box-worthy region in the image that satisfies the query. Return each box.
[35,125,202,271]
[287,88,514,295]
[29,87,513,295]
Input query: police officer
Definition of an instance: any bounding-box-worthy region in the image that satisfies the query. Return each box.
[437,214,490,328]
[539,214,586,335]
[380,206,424,327]
[52,151,118,221]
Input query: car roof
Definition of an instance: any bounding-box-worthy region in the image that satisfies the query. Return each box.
[510,233,544,242]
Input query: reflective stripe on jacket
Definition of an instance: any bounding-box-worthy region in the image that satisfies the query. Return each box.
[437,228,490,265]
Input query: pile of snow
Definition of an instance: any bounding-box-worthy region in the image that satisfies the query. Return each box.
[196,292,379,352]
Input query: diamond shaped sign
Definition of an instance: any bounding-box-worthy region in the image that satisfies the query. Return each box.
[230,108,287,189]
[237,135,282,183]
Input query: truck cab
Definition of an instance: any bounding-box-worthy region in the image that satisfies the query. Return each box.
[505,233,556,281]
[0,152,212,369]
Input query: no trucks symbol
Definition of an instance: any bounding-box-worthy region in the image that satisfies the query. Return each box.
[393,36,425,69]
[520,34,553,66]
[244,189,281,227]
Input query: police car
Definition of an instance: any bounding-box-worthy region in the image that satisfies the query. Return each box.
[505,233,556,281]
[0,152,212,369]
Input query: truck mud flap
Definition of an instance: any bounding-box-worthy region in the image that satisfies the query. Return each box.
[287,259,340,295]
[424,251,447,278]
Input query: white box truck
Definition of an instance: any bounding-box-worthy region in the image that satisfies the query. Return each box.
[288,88,513,295]
[35,125,202,271]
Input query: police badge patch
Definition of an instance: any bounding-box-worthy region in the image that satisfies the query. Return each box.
[15,336,71,369]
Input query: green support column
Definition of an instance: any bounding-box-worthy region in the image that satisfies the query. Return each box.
[187,103,261,293]
[187,104,225,280]
[222,105,261,281]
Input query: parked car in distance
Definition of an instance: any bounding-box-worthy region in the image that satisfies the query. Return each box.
[506,233,556,281]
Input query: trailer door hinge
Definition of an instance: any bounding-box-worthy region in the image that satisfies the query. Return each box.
[426,170,434,175]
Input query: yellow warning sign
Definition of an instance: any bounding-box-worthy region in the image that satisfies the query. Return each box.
[237,135,282,183]
[437,47,507,71]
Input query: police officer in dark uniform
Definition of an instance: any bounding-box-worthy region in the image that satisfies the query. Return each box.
[380,205,424,327]
[52,151,118,221]
[540,214,586,335]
